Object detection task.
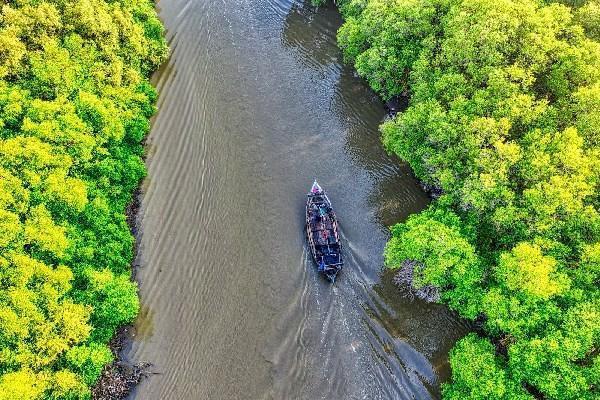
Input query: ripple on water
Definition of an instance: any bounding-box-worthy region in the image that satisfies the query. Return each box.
[128,1,468,399]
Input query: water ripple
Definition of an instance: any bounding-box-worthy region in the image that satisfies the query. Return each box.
[128,1,469,399]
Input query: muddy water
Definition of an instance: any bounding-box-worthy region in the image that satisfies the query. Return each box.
[127,1,469,399]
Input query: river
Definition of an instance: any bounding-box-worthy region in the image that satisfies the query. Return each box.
[127,1,469,399]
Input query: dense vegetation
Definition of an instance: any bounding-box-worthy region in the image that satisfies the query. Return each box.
[333,0,600,398]
[0,0,167,398]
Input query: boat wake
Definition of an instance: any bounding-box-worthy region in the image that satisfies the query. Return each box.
[265,224,465,399]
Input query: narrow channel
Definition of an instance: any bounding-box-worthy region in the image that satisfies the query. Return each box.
[127,1,469,399]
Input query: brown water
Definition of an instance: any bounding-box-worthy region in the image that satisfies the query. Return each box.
[127,1,469,399]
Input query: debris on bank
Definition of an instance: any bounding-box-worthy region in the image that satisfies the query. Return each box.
[91,326,151,400]
[419,181,444,199]
[384,95,408,117]
[392,260,440,303]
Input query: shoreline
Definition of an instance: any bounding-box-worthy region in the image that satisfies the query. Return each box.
[91,189,149,400]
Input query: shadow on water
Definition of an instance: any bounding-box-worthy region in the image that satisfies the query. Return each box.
[370,270,472,385]
[282,1,430,227]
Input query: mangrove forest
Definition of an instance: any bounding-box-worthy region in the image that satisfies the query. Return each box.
[332,0,600,398]
[1,0,599,398]
[0,0,167,398]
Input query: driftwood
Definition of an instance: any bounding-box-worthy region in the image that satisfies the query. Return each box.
[92,361,152,400]
[392,260,440,303]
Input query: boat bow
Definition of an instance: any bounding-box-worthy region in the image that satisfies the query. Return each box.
[310,180,323,194]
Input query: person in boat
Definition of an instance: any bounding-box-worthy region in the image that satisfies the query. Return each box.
[321,229,329,244]
[311,213,319,225]
[312,204,321,222]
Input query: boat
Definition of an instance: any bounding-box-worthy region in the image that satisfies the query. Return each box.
[305,180,343,282]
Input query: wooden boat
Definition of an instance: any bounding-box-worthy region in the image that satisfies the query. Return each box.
[306,180,343,282]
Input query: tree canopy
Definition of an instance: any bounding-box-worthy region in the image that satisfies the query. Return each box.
[336,0,600,397]
[0,0,167,398]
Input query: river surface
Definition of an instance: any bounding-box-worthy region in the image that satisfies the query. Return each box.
[127,1,469,399]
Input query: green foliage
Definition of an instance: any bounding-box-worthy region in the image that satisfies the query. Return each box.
[508,299,600,399]
[385,205,483,317]
[65,343,113,386]
[338,0,445,99]
[337,0,600,397]
[574,1,600,40]
[0,0,167,398]
[442,334,533,400]
[75,269,140,343]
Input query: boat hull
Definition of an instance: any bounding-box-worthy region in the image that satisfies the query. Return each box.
[305,181,343,282]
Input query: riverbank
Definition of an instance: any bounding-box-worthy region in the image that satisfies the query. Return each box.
[91,191,146,400]
[91,326,148,399]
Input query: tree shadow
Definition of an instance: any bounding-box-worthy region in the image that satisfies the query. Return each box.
[282,0,429,227]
